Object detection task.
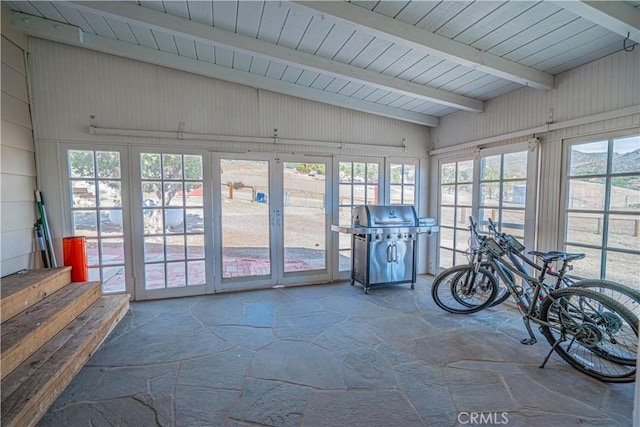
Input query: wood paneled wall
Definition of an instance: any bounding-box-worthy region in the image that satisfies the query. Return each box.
[1,5,37,276]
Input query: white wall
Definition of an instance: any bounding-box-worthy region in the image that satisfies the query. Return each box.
[25,38,431,269]
[1,5,38,276]
[431,49,640,252]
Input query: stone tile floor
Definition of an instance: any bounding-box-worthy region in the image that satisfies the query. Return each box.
[39,276,635,426]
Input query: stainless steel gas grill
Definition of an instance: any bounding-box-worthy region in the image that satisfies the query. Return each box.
[331,205,439,293]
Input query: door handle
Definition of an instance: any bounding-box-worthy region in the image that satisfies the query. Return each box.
[387,244,393,263]
[392,244,398,262]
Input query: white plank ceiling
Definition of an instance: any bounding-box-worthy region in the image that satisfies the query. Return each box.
[5,1,640,127]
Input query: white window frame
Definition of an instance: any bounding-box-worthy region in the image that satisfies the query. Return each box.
[434,141,538,272]
[560,131,640,286]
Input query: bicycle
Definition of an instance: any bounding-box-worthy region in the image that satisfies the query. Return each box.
[485,218,640,318]
[431,236,638,383]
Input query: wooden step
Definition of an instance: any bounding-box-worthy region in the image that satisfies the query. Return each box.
[1,267,72,322]
[1,294,129,427]
[1,281,102,380]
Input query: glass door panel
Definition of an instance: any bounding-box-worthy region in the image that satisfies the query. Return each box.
[220,159,271,279]
[140,152,206,291]
[283,162,326,273]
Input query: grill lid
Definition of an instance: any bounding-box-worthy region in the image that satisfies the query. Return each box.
[352,205,418,228]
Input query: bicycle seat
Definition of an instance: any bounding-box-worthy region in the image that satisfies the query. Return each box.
[528,251,585,262]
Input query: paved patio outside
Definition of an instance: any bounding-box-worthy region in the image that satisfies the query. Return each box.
[39,276,635,426]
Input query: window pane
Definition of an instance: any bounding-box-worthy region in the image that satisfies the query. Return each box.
[403,187,414,205]
[366,185,379,204]
[503,180,526,207]
[568,177,606,210]
[353,163,366,183]
[96,151,121,179]
[184,155,203,180]
[440,227,454,249]
[441,163,455,184]
[101,238,124,265]
[607,213,640,251]
[187,235,205,259]
[167,262,186,287]
[103,266,125,293]
[144,236,164,262]
[71,181,96,208]
[141,153,161,179]
[566,213,604,246]
[503,152,527,179]
[457,160,473,183]
[569,141,608,176]
[403,165,415,184]
[440,184,456,205]
[165,209,185,233]
[145,263,165,290]
[479,183,500,207]
[565,245,601,280]
[501,210,525,239]
[390,164,402,184]
[98,181,121,208]
[440,206,455,227]
[166,235,185,261]
[163,154,183,180]
[339,206,351,227]
[164,183,184,207]
[390,185,402,204]
[186,209,204,233]
[86,239,99,266]
[612,135,640,174]
[339,184,352,205]
[367,163,379,183]
[188,260,206,285]
[611,178,639,211]
[455,228,469,252]
[73,210,97,236]
[457,184,473,205]
[69,150,95,178]
[478,207,498,225]
[339,163,352,182]
[353,185,365,205]
[439,248,454,270]
[606,250,640,288]
[480,155,500,180]
[185,184,204,207]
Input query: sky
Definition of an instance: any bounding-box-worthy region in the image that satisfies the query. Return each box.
[573,135,639,154]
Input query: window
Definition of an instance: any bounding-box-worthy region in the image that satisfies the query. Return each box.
[439,160,473,269]
[390,162,416,205]
[338,161,380,271]
[478,151,528,238]
[68,150,126,293]
[564,135,640,287]
[140,153,206,289]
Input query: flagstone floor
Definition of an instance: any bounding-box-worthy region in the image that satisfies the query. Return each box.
[39,276,635,426]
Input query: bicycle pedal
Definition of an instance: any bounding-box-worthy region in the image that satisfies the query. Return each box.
[520,338,537,345]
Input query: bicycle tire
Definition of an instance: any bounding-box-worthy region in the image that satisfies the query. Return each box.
[482,262,514,307]
[539,287,637,383]
[570,279,640,319]
[431,265,498,314]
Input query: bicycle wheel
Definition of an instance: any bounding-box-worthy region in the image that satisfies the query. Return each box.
[539,287,638,383]
[431,265,498,314]
[570,279,640,319]
[481,262,514,307]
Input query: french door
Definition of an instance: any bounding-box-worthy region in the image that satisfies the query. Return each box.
[213,153,332,292]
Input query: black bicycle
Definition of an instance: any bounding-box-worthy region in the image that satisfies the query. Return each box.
[431,235,638,383]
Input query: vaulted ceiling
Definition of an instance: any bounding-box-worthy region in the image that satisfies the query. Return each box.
[5,1,640,127]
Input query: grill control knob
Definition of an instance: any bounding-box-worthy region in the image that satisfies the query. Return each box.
[386,234,391,239]
[398,233,403,238]
[375,234,381,240]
